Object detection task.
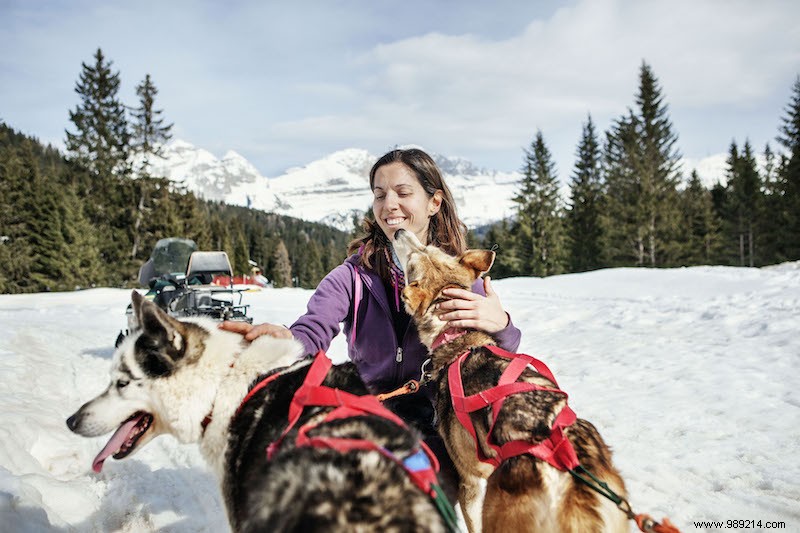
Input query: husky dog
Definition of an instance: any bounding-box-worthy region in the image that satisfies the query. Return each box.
[67,291,449,532]
[392,229,627,533]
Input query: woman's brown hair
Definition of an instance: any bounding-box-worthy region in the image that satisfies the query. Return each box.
[348,148,467,281]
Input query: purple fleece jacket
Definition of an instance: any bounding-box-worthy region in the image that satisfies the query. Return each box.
[289,254,522,394]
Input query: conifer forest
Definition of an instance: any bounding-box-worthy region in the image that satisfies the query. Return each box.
[1,50,799,294]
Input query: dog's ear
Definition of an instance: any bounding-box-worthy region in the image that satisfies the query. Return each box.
[134,300,188,377]
[140,299,185,345]
[402,284,426,315]
[458,249,495,279]
[131,290,145,326]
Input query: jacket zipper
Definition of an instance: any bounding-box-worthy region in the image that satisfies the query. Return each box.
[354,264,406,374]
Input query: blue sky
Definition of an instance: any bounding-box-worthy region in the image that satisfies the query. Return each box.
[2,0,799,180]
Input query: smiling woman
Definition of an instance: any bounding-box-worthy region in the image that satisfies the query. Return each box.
[220,147,522,503]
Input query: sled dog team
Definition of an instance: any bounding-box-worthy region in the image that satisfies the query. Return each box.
[67,229,637,533]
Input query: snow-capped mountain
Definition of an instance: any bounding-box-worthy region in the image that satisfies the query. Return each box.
[145,140,521,230]
[145,140,731,231]
[146,140,266,199]
[262,148,380,230]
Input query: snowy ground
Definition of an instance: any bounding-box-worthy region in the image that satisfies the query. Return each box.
[1,264,798,532]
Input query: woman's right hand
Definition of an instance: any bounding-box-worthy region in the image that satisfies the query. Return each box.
[219,321,293,342]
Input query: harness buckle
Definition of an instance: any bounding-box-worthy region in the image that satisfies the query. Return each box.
[420,358,433,385]
[617,497,635,520]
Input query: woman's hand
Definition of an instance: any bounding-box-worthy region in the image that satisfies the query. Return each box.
[436,276,510,334]
[219,321,293,342]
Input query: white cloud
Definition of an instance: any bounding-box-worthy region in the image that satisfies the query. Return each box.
[2,0,798,178]
[292,0,800,175]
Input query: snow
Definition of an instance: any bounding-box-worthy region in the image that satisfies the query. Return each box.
[1,264,799,531]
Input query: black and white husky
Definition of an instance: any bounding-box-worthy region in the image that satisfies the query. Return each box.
[67,291,449,532]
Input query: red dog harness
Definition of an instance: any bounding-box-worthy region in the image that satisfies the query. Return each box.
[257,352,461,529]
[236,352,443,501]
[449,346,683,533]
[448,345,580,471]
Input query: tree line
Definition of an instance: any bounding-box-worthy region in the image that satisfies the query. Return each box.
[2,51,799,294]
[0,48,349,293]
[474,63,800,277]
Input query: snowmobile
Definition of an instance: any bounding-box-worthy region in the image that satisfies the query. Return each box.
[116,237,253,346]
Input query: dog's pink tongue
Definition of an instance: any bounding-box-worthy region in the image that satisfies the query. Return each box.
[92,415,140,473]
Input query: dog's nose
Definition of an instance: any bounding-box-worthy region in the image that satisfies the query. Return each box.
[66,412,81,432]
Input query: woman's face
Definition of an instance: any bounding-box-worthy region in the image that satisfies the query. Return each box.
[372,162,442,244]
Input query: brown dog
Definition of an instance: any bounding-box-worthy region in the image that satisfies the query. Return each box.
[393,229,627,533]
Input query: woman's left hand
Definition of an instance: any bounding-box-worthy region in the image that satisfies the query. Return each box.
[436,276,510,334]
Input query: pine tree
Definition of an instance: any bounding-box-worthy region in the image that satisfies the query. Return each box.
[177,192,212,250]
[512,131,567,276]
[482,218,522,278]
[716,142,740,265]
[17,141,71,290]
[1,124,106,291]
[680,170,721,264]
[130,74,173,175]
[129,178,150,261]
[759,143,785,264]
[65,48,130,180]
[725,140,763,266]
[293,238,324,288]
[0,136,33,292]
[271,239,293,288]
[209,212,233,256]
[763,143,778,188]
[323,239,344,275]
[776,75,800,260]
[127,74,174,260]
[567,114,604,272]
[601,112,641,266]
[64,49,135,282]
[602,62,682,266]
[249,234,271,276]
[125,177,172,263]
[61,185,103,288]
[0,239,9,292]
[232,229,250,276]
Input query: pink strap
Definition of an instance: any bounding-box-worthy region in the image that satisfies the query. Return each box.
[350,264,361,344]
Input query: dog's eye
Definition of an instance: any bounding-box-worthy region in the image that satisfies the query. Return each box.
[116,380,130,389]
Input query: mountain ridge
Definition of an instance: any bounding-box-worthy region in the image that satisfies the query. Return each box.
[144,140,730,231]
[145,141,522,230]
